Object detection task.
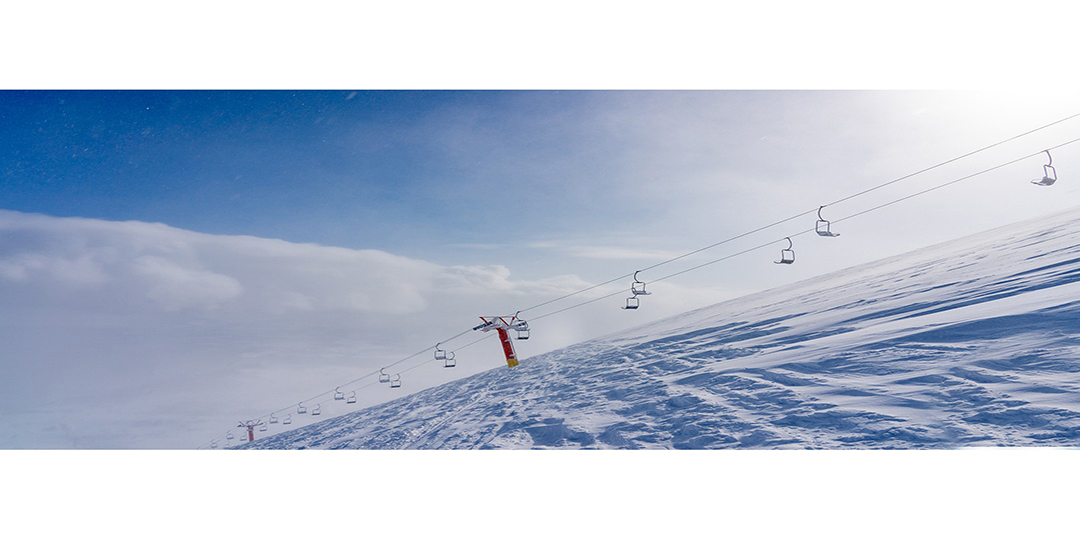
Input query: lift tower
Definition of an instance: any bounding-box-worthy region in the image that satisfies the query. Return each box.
[238,420,264,442]
[473,314,530,367]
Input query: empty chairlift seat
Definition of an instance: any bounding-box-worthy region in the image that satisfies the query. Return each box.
[775,237,795,264]
[815,205,840,237]
[1032,150,1058,186]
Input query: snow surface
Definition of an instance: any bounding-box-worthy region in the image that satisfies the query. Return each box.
[240,206,1080,449]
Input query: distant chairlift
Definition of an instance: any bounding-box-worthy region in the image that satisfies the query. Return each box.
[269,413,278,424]
[379,368,391,384]
[346,391,357,404]
[515,314,531,340]
[259,422,268,432]
[334,387,345,401]
[226,431,234,440]
[311,404,321,416]
[283,414,292,425]
[631,270,651,296]
[436,343,457,368]
[623,270,649,310]
[297,402,308,415]
[1032,150,1058,186]
[391,374,402,388]
[775,237,796,264]
[815,206,840,237]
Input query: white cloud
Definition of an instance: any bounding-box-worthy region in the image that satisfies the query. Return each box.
[526,240,683,261]
[132,255,244,311]
[0,210,632,448]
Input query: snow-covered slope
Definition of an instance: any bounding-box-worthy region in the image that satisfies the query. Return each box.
[243,206,1080,449]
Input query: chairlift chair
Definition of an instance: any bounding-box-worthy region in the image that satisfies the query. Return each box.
[434,343,447,361]
[259,422,268,432]
[623,296,640,310]
[775,237,796,264]
[283,414,292,425]
[1032,150,1058,186]
[269,413,278,424]
[815,206,840,237]
[226,431,234,440]
[297,402,308,415]
[443,350,457,368]
[507,311,530,340]
[311,404,321,416]
[391,374,402,388]
[379,368,391,384]
[346,391,357,404]
[334,387,345,401]
[631,270,651,296]
[210,440,218,449]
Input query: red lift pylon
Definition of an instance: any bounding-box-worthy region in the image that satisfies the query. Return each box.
[473,313,530,367]
[238,420,264,442]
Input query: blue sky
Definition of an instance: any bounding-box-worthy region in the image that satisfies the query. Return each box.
[5,89,1079,271]
[3,90,495,251]
[3,90,705,268]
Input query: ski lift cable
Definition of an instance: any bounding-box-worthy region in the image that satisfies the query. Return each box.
[304,335,497,409]
[212,128,1080,446]
[648,138,1080,285]
[231,332,504,442]
[824,112,1080,208]
[530,136,1080,320]
[831,136,1080,226]
[220,328,492,446]
[514,112,1080,316]
[297,333,499,415]
[244,326,479,424]
[397,332,497,375]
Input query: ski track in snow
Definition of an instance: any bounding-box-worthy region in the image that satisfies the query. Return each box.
[240,207,1080,449]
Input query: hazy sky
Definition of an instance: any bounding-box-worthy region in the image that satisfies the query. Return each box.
[3,89,1079,450]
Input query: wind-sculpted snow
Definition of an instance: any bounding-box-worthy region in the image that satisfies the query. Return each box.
[242,207,1080,449]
